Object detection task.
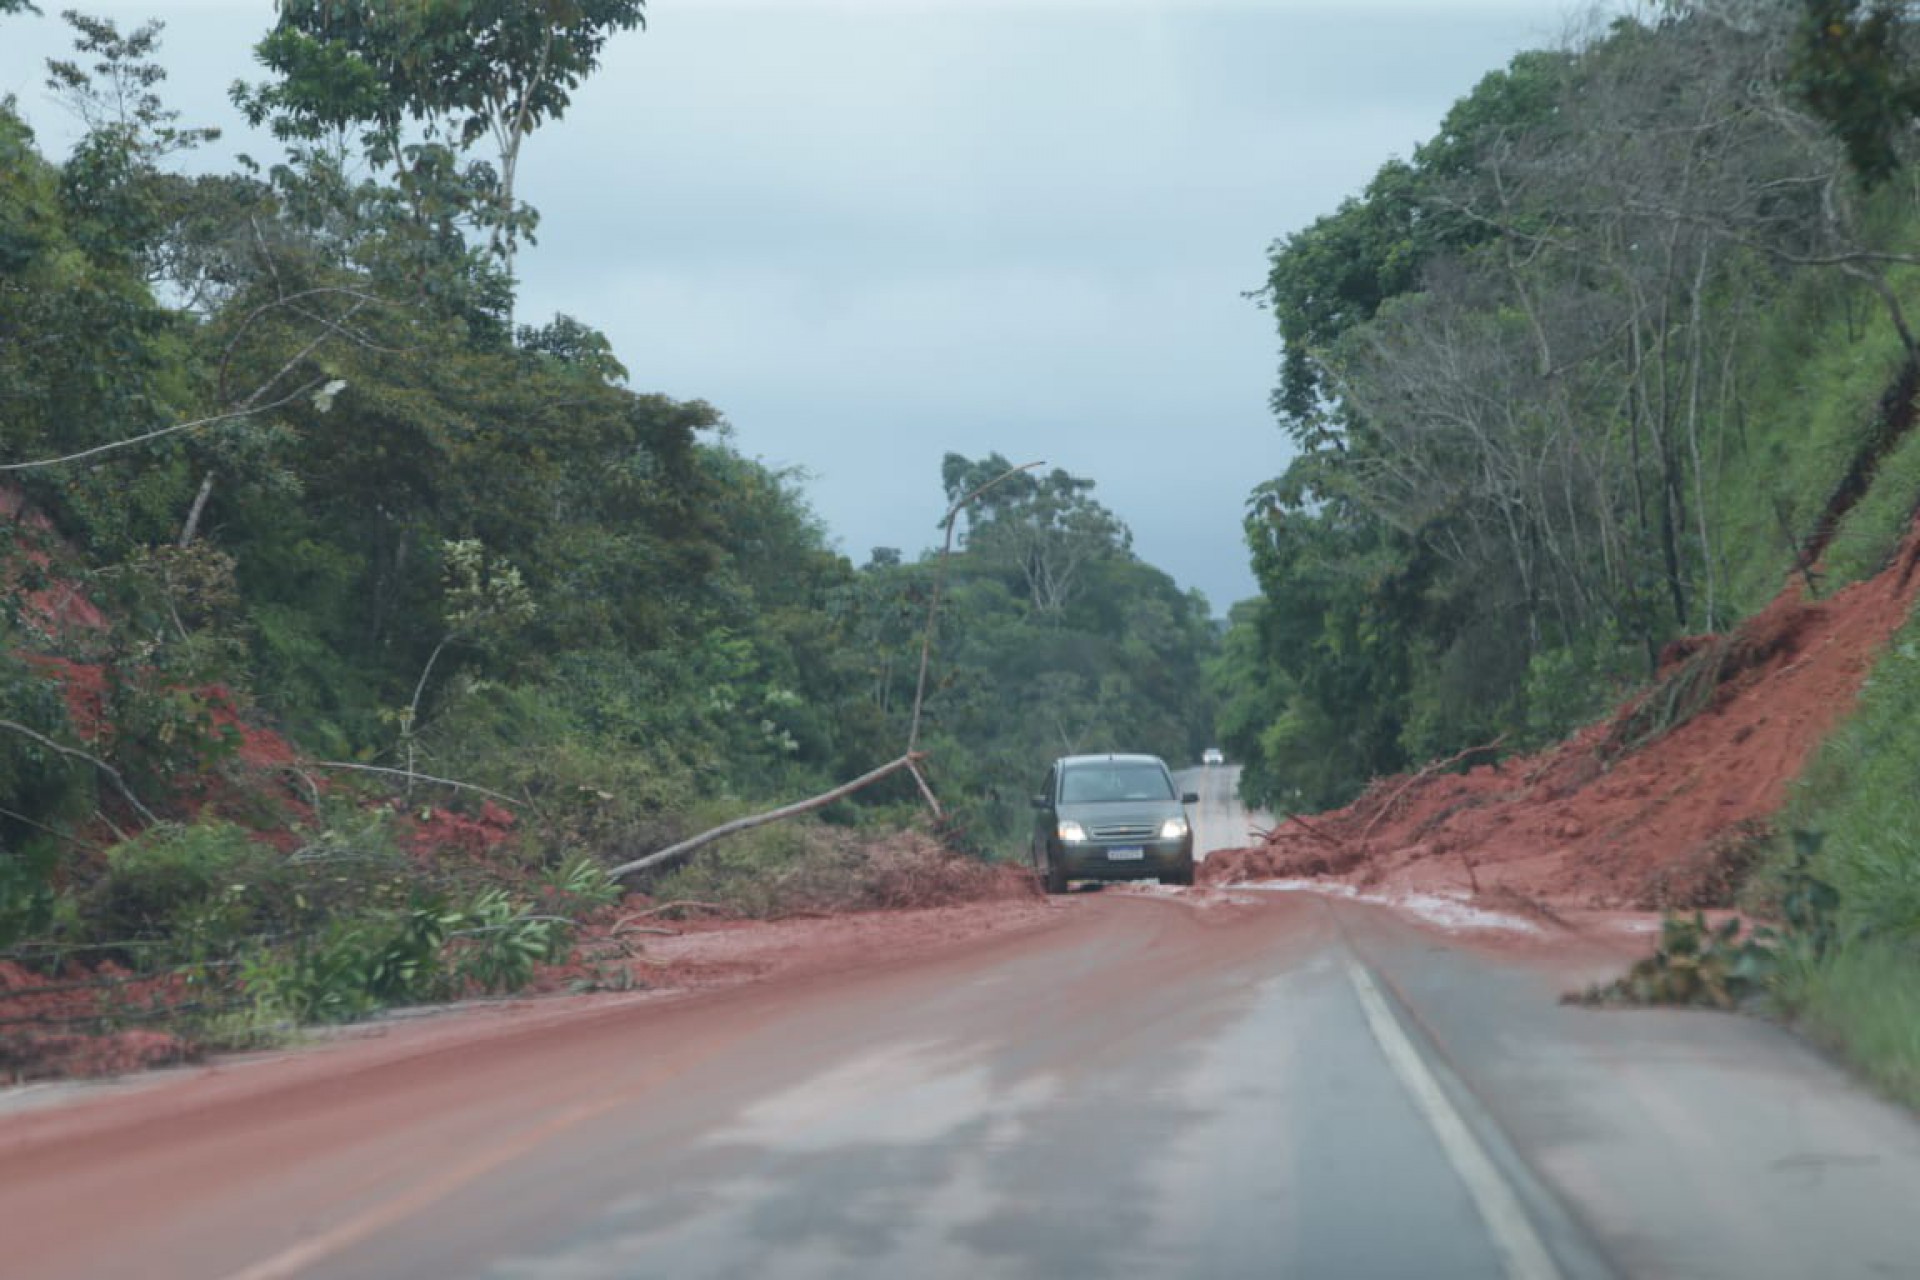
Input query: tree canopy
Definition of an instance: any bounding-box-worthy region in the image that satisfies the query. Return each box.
[1226,2,1920,807]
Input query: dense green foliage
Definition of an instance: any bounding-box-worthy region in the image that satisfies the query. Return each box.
[1762,606,1920,1106]
[1218,3,1920,811]
[1217,0,1920,1105]
[892,453,1217,848]
[0,7,1216,1018]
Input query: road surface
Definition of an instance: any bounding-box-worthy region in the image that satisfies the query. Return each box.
[1178,762,1269,860]
[3,891,1919,1278]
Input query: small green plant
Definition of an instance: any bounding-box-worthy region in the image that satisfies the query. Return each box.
[1569,913,1780,1009]
[362,901,462,1002]
[1779,828,1842,958]
[103,659,242,797]
[88,821,284,956]
[449,886,565,993]
[246,923,383,1024]
[540,852,620,915]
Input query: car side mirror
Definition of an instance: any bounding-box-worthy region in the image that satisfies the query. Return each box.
[1182,792,1199,805]
[1031,794,1048,809]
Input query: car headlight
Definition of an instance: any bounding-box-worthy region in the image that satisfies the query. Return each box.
[1159,815,1190,840]
[1057,820,1088,843]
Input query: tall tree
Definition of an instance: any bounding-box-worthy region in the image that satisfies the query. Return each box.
[237,0,646,299]
[941,452,1131,619]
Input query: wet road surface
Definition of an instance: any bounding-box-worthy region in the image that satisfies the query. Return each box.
[1178,763,1266,861]
[4,891,1920,1278]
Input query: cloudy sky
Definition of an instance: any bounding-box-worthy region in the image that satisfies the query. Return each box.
[0,1,1577,613]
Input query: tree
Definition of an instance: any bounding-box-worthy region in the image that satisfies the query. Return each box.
[238,0,647,299]
[1792,0,1920,184]
[941,452,1131,619]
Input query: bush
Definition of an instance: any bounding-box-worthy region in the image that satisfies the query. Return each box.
[1782,937,1920,1111]
[1772,617,1920,944]
[1569,913,1778,1009]
[243,882,584,1024]
[86,821,286,957]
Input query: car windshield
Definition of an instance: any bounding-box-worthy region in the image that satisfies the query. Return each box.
[1060,763,1174,805]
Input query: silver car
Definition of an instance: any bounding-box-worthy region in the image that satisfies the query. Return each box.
[1031,753,1197,893]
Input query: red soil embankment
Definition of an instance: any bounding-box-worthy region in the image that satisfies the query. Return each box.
[1204,527,1920,913]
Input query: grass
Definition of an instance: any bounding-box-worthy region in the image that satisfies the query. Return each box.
[1780,938,1920,1112]
[1754,605,1920,1110]
[1822,413,1920,588]
[1773,614,1920,938]
[1705,267,1919,618]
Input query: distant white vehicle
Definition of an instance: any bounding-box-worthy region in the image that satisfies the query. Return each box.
[1202,747,1225,766]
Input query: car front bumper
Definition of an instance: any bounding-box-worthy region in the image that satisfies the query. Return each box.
[1052,838,1194,881]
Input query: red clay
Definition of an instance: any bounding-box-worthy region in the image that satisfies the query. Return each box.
[1204,522,1920,914]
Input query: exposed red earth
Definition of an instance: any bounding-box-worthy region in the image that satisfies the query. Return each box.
[1203,522,1920,920]
[0,895,1065,1135]
[8,466,1920,1089]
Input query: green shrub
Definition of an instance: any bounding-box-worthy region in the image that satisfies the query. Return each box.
[87,821,285,957]
[1708,270,1918,618]
[1771,616,1920,945]
[245,920,384,1024]
[1569,913,1779,1009]
[1755,600,1920,1107]
[244,883,571,1023]
[0,644,86,946]
[447,886,567,992]
[1823,419,1920,588]
[1786,938,1920,1110]
[102,662,242,799]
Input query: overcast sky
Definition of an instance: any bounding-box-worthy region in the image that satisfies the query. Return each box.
[0,1,1578,613]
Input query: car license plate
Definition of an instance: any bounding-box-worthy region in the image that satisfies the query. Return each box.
[1107,847,1145,861]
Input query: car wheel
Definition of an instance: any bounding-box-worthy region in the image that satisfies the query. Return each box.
[1165,860,1195,888]
[1044,855,1070,895]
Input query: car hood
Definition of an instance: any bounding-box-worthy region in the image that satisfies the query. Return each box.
[1055,801,1184,829]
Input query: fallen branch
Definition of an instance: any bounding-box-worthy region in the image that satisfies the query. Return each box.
[1357,735,1506,848]
[624,901,738,919]
[0,718,159,826]
[0,382,322,472]
[0,803,101,853]
[306,760,521,807]
[606,752,927,881]
[602,471,1034,888]
[1279,810,1344,850]
[905,760,944,819]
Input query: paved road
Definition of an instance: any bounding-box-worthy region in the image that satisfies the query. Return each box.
[1177,763,1268,860]
[4,893,1919,1279]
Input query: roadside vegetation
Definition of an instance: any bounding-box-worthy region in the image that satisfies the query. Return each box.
[0,6,1212,1074]
[1214,0,1920,1107]
[1758,605,1920,1108]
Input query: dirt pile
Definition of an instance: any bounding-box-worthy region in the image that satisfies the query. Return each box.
[0,961,198,1082]
[1203,527,1920,912]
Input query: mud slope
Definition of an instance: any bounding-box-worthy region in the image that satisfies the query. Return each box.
[1204,524,1920,912]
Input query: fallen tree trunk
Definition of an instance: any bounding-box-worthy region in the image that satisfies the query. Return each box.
[0,718,159,826]
[607,752,927,882]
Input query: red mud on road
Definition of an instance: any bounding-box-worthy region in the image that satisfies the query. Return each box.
[0,896,1064,1140]
[1204,526,1920,919]
[540,887,1053,997]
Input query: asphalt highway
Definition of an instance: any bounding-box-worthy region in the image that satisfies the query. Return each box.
[1178,761,1269,860]
[3,782,1919,1279]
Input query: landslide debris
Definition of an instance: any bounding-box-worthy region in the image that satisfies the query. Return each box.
[1202,524,1920,915]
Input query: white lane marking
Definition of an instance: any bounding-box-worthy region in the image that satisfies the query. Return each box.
[1345,960,1563,1280]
